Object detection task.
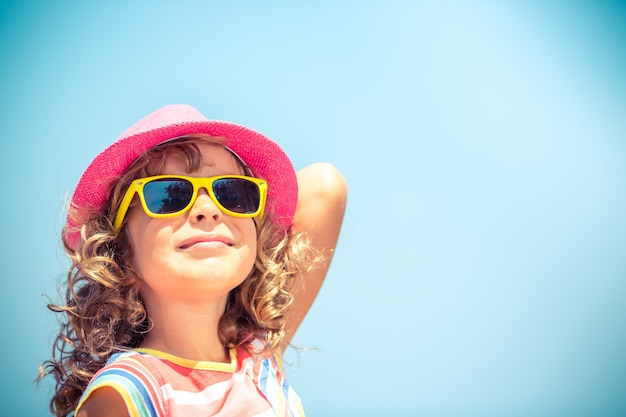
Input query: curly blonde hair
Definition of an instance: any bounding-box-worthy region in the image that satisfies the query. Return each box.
[39,137,318,417]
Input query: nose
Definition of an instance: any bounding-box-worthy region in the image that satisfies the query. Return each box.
[188,188,222,223]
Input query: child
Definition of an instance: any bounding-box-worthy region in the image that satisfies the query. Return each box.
[39,104,347,417]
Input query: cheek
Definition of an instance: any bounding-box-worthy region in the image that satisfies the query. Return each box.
[127,228,149,277]
[242,222,259,270]
[126,214,162,275]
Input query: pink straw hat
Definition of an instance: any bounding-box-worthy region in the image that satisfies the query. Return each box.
[67,104,297,250]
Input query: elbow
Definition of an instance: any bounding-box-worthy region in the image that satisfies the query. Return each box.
[307,162,348,207]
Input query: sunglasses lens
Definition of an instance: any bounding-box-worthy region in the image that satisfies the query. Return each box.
[143,179,194,214]
[212,178,260,214]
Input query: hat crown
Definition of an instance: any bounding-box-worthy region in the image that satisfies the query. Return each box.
[119,104,207,140]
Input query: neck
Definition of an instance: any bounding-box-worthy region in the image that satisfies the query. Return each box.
[139,296,230,363]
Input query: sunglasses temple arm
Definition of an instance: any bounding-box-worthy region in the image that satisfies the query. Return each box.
[113,187,137,229]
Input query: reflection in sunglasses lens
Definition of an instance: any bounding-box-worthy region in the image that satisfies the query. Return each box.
[214,179,260,214]
[144,179,193,214]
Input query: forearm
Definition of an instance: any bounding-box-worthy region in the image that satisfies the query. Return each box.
[282,162,348,349]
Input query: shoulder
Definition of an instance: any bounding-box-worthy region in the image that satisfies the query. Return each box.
[75,386,129,417]
[75,351,165,417]
[237,340,286,384]
[240,344,305,417]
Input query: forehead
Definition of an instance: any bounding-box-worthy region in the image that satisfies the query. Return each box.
[163,142,246,175]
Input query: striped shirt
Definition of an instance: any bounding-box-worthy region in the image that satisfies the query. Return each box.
[76,341,305,417]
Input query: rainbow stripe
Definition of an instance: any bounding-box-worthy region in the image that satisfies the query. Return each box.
[76,344,305,417]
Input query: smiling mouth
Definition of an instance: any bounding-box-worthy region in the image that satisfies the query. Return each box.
[179,240,233,250]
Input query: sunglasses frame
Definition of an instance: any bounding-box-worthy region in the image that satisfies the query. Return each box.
[113,174,267,229]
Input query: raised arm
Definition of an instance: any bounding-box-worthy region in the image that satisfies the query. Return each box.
[282,162,348,350]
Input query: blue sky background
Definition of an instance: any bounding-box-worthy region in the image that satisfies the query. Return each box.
[1,1,625,416]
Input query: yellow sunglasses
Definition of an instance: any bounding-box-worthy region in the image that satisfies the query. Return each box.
[114,174,267,229]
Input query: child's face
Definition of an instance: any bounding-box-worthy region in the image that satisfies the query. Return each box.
[125,143,258,305]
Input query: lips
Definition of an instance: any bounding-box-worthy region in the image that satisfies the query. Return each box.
[178,235,234,250]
